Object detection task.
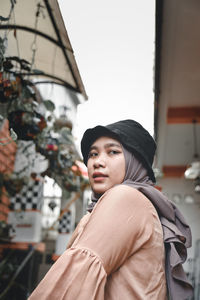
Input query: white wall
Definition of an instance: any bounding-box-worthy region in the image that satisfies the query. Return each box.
[37,83,79,127]
[157,177,200,261]
[8,211,42,243]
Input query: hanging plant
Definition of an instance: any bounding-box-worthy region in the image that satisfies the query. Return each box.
[3,56,31,72]
[0,220,14,242]
[8,110,46,140]
[63,172,79,192]
[35,122,81,193]
[3,174,28,197]
[0,72,21,103]
[57,147,74,169]
[53,151,79,192]
[54,116,72,131]
[7,83,47,140]
[54,105,72,131]
[35,128,58,157]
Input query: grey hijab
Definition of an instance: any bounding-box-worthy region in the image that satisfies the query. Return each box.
[121,146,193,300]
[89,145,193,300]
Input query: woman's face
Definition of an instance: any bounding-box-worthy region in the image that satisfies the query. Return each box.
[87,136,126,195]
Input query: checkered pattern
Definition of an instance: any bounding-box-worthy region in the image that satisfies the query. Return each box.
[10,179,43,211]
[58,211,72,233]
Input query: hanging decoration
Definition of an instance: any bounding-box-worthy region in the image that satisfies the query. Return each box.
[35,124,81,194]
[6,79,47,140]
[8,109,46,141]
[48,200,57,211]
[0,220,14,242]
[54,105,72,131]
[184,120,200,193]
[0,3,89,298]
[0,72,21,103]
[1,173,28,197]
[0,0,88,211]
[0,2,51,141]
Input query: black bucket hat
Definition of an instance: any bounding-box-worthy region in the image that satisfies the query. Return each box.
[81,119,156,182]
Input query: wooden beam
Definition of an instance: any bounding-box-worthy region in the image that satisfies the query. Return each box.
[167,106,200,124]
[162,165,187,177]
[0,242,45,252]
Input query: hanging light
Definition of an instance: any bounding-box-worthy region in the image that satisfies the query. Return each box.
[184,161,200,179]
[194,178,200,193]
[153,167,164,179]
[184,120,200,192]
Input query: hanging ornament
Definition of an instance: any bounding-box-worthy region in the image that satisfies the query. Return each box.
[48,200,57,211]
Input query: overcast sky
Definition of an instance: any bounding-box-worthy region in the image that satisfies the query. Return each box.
[58,0,155,144]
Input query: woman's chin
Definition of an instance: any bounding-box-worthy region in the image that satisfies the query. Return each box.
[93,189,106,196]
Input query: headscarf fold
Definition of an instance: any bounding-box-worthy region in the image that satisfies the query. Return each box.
[88,145,193,300]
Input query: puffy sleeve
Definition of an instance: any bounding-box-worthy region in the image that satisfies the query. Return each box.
[28,185,154,300]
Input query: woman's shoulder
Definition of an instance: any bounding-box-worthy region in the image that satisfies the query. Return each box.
[98,184,153,212]
[107,184,150,202]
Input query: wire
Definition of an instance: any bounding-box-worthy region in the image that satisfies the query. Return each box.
[3,2,15,41]
[12,9,21,61]
[30,3,45,71]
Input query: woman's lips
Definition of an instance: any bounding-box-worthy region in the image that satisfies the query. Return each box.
[93,177,106,182]
[93,172,108,182]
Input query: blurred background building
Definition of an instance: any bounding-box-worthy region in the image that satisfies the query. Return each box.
[0,1,88,299]
[154,0,200,298]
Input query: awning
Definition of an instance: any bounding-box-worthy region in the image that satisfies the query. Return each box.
[0,0,87,99]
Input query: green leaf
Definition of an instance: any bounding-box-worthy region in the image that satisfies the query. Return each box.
[10,128,17,141]
[43,100,55,112]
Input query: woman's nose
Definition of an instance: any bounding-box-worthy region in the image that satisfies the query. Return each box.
[93,154,106,168]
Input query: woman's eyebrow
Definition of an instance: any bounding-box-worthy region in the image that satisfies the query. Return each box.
[89,143,121,151]
[104,143,121,148]
[89,145,98,151]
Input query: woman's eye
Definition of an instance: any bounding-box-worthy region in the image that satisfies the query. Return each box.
[109,150,120,155]
[88,152,98,158]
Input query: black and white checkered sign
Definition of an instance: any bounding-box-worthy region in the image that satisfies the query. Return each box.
[10,179,43,211]
[58,211,72,233]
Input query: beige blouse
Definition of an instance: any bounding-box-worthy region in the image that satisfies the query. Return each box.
[28,185,166,300]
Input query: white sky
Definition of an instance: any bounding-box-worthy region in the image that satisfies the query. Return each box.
[58,0,155,144]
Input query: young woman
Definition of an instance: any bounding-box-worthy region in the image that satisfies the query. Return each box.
[28,119,193,300]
